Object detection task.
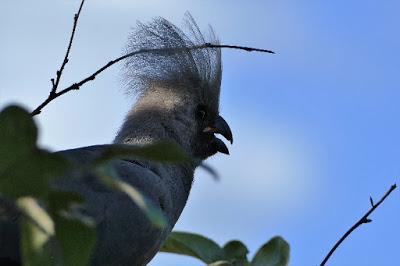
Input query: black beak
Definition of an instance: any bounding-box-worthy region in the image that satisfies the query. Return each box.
[203,115,233,144]
[203,115,233,155]
[211,138,230,155]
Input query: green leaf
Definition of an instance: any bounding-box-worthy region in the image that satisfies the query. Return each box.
[0,105,95,265]
[251,236,290,266]
[48,191,95,266]
[54,214,96,266]
[0,105,69,199]
[92,141,189,165]
[96,165,167,228]
[48,190,84,215]
[160,231,223,264]
[17,197,54,266]
[16,197,54,237]
[0,105,37,168]
[222,240,249,265]
[0,151,68,199]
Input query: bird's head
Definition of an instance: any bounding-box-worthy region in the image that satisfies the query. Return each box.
[116,13,232,160]
[188,90,233,159]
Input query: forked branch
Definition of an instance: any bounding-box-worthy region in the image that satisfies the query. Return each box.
[320,184,397,266]
[31,43,274,117]
[29,0,273,117]
[31,0,85,116]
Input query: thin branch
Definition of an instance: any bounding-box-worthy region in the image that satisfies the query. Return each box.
[31,43,274,116]
[320,183,397,266]
[30,0,85,117]
[52,0,85,95]
[205,43,275,53]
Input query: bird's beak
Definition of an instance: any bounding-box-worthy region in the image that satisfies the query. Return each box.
[203,115,233,155]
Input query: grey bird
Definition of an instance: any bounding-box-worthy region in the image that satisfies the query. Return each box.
[0,14,232,266]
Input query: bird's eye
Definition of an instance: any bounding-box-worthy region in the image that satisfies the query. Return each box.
[196,105,207,120]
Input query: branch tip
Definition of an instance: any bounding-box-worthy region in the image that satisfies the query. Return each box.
[31,0,86,116]
[320,183,397,266]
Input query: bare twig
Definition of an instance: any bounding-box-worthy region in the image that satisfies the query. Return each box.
[320,184,397,266]
[30,0,272,116]
[31,43,274,116]
[52,0,85,93]
[205,43,274,53]
[31,0,85,116]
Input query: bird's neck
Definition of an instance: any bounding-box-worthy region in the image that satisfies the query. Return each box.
[114,89,194,149]
[113,107,193,155]
[113,97,198,196]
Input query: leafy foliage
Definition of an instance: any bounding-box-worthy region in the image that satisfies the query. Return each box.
[0,105,188,265]
[0,105,95,265]
[0,106,69,199]
[161,231,290,266]
[0,105,290,266]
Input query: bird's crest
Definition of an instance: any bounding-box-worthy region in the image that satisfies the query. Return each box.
[123,13,222,108]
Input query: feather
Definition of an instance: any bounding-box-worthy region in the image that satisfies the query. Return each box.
[123,12,222,109]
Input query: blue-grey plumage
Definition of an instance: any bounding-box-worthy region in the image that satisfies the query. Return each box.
[55,146,194,266]
[0,13,232,266]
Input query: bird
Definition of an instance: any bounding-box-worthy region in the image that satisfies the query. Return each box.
[0,13,232,266]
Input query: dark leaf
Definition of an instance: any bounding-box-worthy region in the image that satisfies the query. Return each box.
[48,191,95,266]
[92,141,189,165]
[17,197,54,266]
[0,105,37,168]
[48,190,84,217]
[251,236,290,266]
[0,105,69,199]
[223,240,249,265]
[54,214,95,266]
[0,151,69,199]
[160,231,223,263]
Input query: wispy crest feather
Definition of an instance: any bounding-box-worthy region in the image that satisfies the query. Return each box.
[123,13,222,102]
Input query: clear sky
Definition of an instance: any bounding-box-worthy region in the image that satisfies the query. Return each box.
[1,1,399,265]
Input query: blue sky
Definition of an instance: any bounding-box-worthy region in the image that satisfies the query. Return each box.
[1,1,399,265]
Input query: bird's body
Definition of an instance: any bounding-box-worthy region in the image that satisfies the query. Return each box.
[55,145,194,265]
[0,13,232,265]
